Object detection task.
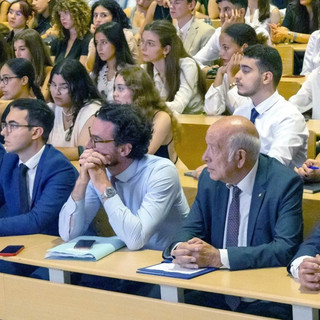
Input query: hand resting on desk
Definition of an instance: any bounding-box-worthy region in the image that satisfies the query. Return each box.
[298,254,320,291]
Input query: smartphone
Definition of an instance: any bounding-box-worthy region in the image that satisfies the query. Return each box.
[74,239,96,250]
[0,245,25,256]
[184,171,195,177]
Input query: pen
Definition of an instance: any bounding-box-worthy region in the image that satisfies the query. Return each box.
[309,166,319,170]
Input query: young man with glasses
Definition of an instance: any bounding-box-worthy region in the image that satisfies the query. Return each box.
[59,102,189,251]
[0,98,78,275]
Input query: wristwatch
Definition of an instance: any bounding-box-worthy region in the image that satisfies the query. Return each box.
[100,187,117,201]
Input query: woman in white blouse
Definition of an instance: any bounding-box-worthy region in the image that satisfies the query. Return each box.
[205,23,268,115]
[91,21,135,101]
[141,20,206,114]
[47,59,102,148]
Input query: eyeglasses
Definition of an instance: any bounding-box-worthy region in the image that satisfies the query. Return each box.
[88,127,114,148]
[48,82,69,94]
[0,76,19,85]
[1,122,37,134]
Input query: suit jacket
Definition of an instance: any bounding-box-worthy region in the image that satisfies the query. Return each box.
[288,221,320,273]
[163,154,303,270]
[183,19,215,56]
[0,144,78,236]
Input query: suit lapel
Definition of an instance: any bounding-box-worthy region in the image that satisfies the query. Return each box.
[247,155,267,244]
[183,22,198,53]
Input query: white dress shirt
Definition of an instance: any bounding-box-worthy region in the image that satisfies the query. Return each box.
[204,73,251,115]
[289,66,320,119]
[153,57,204,114]
[234,91,308,169]
[219,160,258,268]
[20,145,45,206]
[301,30,320,76]
[177,17,194,42]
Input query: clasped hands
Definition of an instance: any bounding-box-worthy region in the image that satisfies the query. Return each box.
[172,237,222,269]
[298,254,320,291]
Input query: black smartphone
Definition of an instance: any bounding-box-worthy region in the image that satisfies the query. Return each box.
[74,239,96,250]
[184,171,195,177]
[0,245,25,256]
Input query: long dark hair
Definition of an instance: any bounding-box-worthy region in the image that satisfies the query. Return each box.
[257,0,270,23]
[292,0,319,32]
[93,21,134,79]
[49,59,102,141]
[144,20,206,103]
[91,0,131,28]
[5,58,44,100]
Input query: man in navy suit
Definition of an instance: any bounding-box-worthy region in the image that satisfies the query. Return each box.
[289,223,320,291]
[163,115,303,317]
[0,99,77,275]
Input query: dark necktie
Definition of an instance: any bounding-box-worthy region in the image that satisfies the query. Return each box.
[225,186,241,310]
[110,175,117,190]
[250,108,259,124]
[19,163,29,214]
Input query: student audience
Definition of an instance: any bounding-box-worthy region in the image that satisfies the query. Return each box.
[0,98,77,275]
[50,0,91,66]
[59,103,189,250]
[204,23,267,115]
[234,44,308,169]
[86,0,138,72]
[169,0,215,56]
[163,115,302,319]
[142,20,206,114]
[47,59,102,148]
[113,65,186,169]
[0,58,44,101]
[13,29,53,98]
[92,21,135,101]
[6,0,33,49]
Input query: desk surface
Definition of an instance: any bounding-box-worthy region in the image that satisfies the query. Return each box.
[1,234,319,309]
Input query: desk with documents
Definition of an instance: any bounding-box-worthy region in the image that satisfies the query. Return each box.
[0,234,319,320]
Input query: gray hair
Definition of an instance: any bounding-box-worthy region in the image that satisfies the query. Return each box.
[227,131,261,162]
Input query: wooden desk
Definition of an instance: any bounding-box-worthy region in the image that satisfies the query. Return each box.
[278,76,305,100]
[0,234,319,320]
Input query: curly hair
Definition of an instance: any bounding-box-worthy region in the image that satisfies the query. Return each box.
[52,0,91,40]
[13,29,53,86]
[91,0,131,28]
[116,65,181,142]
[49,59,102,141]
[95,102,153,160]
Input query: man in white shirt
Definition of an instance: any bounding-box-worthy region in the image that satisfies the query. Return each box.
[169,0,214,56]
[59,102,189,250]
[234,44,308,169]
[193,0,270,72]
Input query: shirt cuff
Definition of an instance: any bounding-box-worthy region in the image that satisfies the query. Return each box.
[170,242,182,258]
[290,255,313,279]
[219,248,230,269]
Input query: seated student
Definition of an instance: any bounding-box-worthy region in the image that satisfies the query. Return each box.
[113,65,187,169]
[47,59,102,148]
[193,0,271,73]
[142,20,206,114]
[164,115,302,318]
[301,29,320,75]
[169,0,215,56]
[205,23,267,115]
[0,58,45,101]
[289,65,320,119]
[245,0,280,33]
[31,0,56,37]
[234,44,308,169]
[270,0,317,44]
[6,0,33,49]
[0,98,77,275]
[59,102,189,250]
[50,0,92,67]
[289,222,320,291]
[92,22,135,101]
[13,29,53,100]
[86,0,138,72]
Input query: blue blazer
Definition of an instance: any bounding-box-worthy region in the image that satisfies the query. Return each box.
[163,154,303,270]
[0,144,78,236]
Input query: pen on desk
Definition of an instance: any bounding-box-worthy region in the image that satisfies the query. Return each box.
[309,166,319,170]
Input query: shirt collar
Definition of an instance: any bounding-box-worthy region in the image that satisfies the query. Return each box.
[19,145,46,170]
[226,159,259,196]
[107,158,140,183]
[254,91,281,115]
[178,16,194,34]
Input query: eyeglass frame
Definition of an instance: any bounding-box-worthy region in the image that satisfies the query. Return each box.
[88,127,114,148]
[0,76,19,85]
[48,82,69,94]
[1,122,38,134]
